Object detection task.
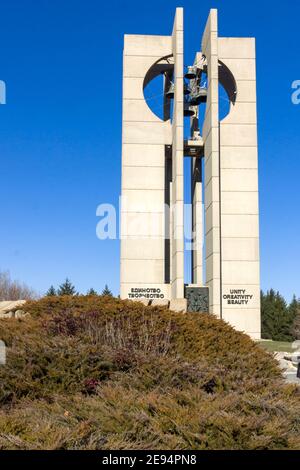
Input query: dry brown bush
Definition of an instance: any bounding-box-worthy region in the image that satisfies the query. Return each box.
[0,295,299,450]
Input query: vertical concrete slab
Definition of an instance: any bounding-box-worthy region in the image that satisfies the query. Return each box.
[120,33,173,300]
[219,37,261,339]
[171,8,185,299]
[202,9,221,317]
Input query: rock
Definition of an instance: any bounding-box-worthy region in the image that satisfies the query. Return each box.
[0,302,30,320]
[169,299,187,313]
[292,340,300,351]
[0,300,26,315]
[0,311,14,319]
[291,353,300,368]
[15,310,27,319]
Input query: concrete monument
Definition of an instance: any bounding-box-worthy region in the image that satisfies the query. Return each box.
[120,8,261,339]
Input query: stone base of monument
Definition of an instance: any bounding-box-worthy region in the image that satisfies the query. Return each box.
[134,293,210,314]
[170,299,187,313]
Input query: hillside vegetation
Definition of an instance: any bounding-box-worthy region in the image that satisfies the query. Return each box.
[0,296,299,450]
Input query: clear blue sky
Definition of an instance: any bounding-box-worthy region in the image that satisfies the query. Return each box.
[0,0,299,299]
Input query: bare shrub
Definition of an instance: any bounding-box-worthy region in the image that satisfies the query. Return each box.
[0,271,37,301]
[101,315,173,356]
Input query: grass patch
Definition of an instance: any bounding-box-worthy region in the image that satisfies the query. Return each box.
[0,296,299,450]
[259,341,294,353]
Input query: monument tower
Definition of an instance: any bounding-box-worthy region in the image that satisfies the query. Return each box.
[120,8,261,339]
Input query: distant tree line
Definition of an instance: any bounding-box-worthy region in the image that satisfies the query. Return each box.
[46,279,113,297]
[1,269,299,341]
[0,271,36,301]
[261,290,300,341]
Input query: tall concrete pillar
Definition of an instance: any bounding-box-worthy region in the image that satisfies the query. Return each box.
[202,9,261,337]
[120,9,185,306]
[218,37,261,338]
[202,10,221,317]
[120,33,173,300]
[171,8,184,300]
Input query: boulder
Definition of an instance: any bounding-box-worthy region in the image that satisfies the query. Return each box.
[0,300,26,315]
[15,310,28,319]
[0,311,14,319]
[0,301,28,320]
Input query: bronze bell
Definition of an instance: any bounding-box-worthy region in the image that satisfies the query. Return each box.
[184,102,195,117]
[189,86,207,106]
[185,66,197,80]
[165,82,175,99]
